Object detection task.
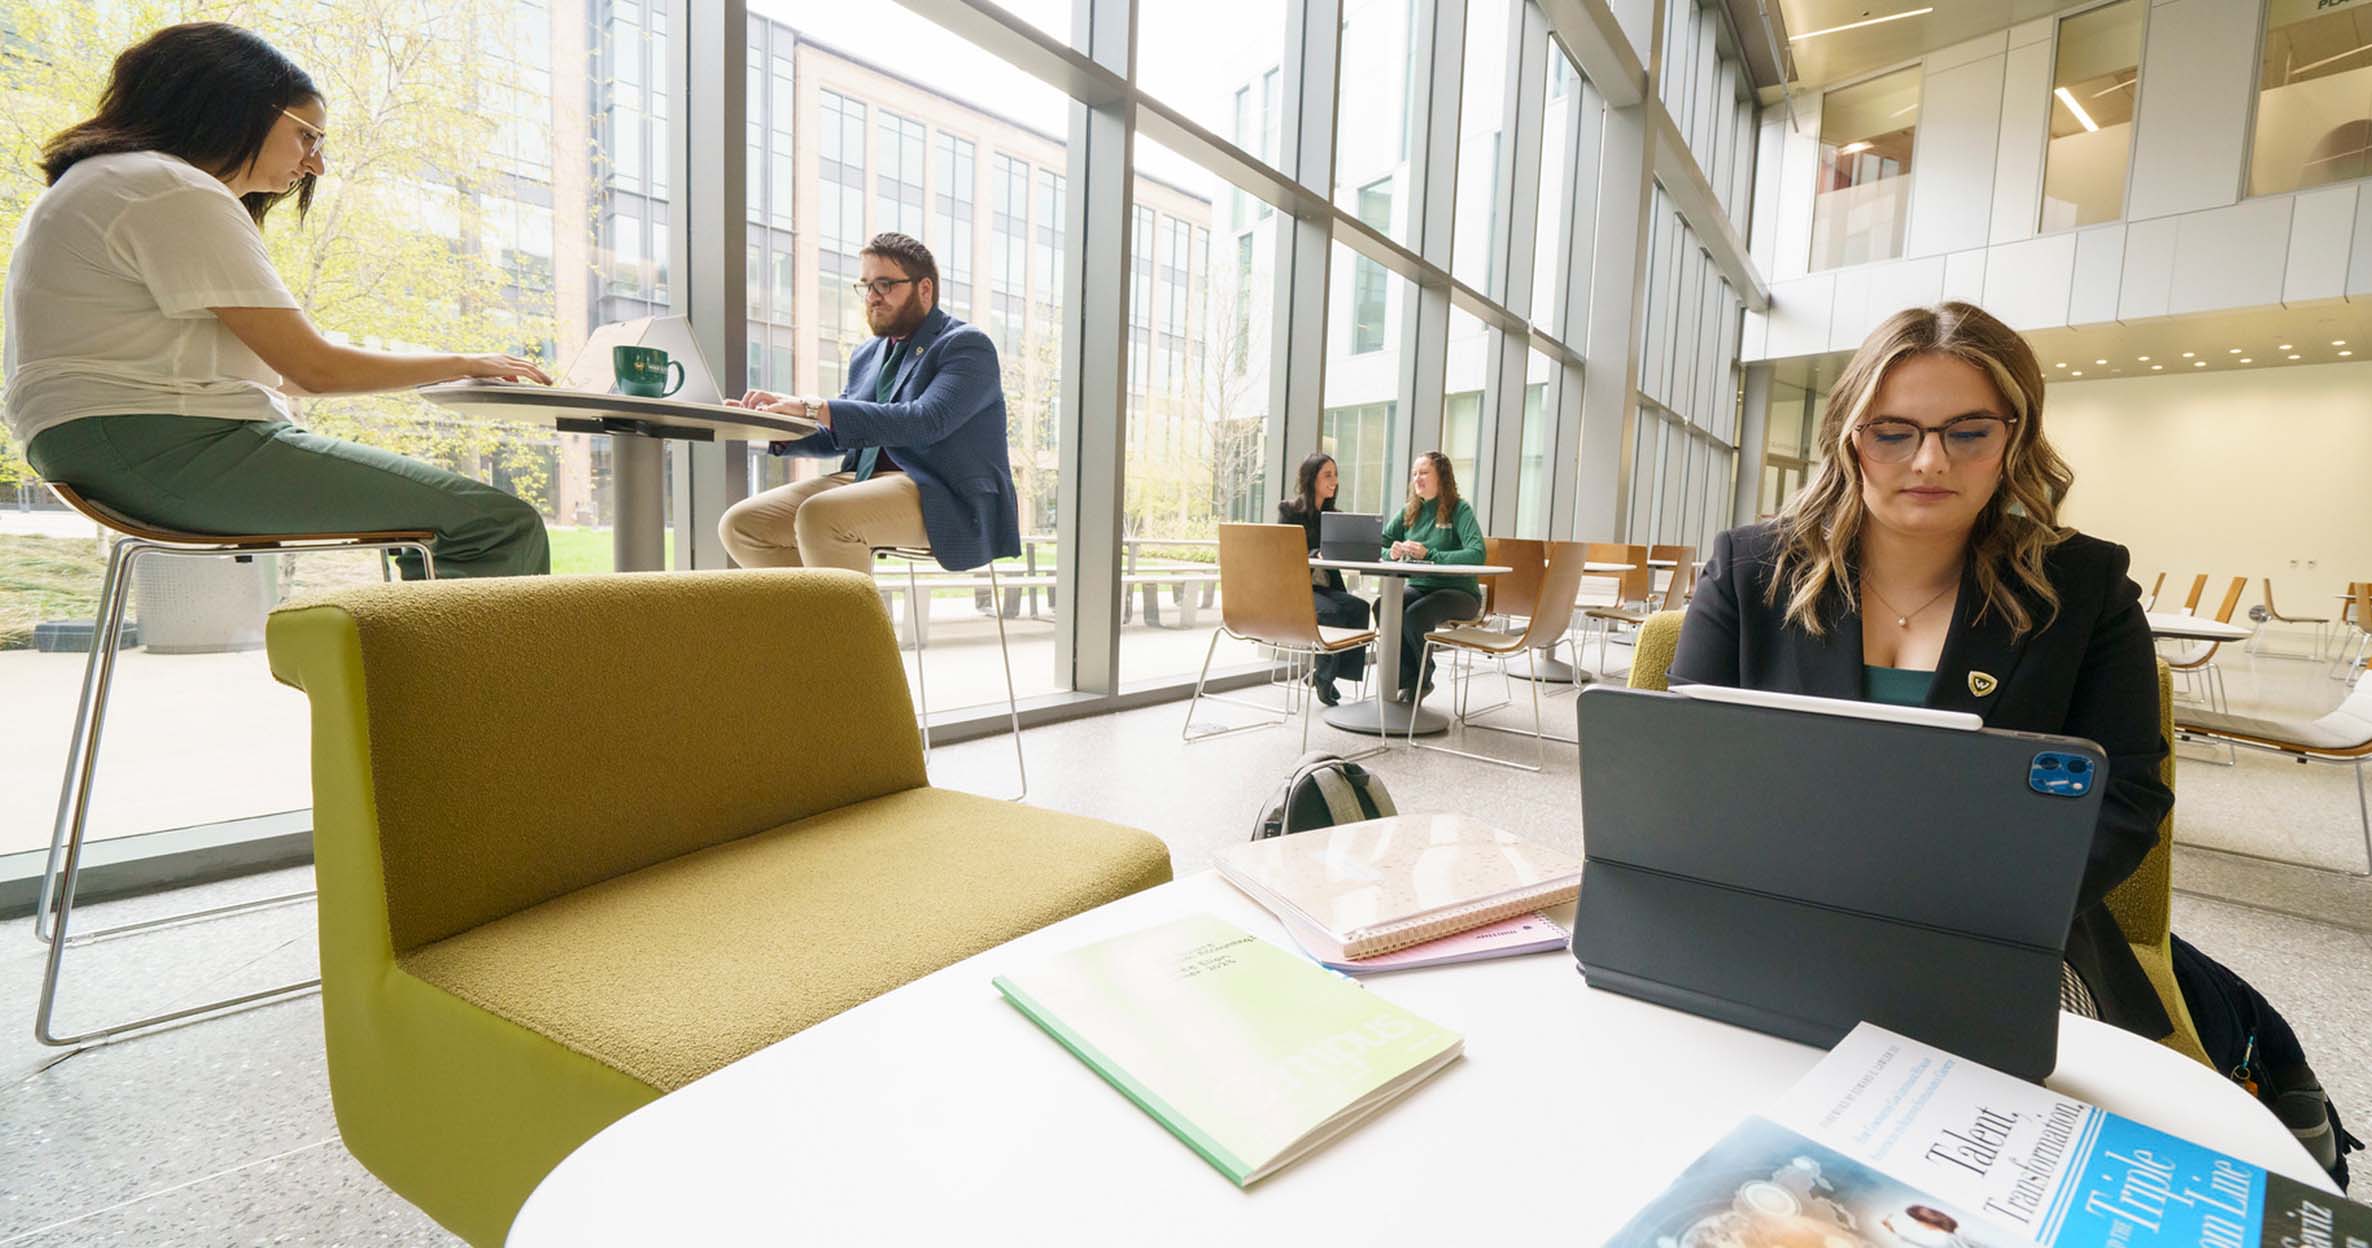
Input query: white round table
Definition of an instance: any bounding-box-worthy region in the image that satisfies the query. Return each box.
[2146,611,2252,643]
[505,872,2332,1247]
[1310,558,1513,736]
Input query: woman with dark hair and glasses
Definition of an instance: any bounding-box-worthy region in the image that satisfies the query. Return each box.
[1276,452,1370,706]
[1673,301,2358,1186]
[3,22,552,577]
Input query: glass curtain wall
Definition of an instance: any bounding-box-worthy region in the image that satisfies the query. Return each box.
[2251,1,2372,195]
[1810,66,1918,271]
[0,0,629,857]
[2042,0,2144,231]
[1630,188,1742,558]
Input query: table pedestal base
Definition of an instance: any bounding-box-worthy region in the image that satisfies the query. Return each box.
[1505,650,1594,685]
[1324,697,1452,737]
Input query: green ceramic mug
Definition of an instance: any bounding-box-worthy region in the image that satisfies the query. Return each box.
[613,345,685,398]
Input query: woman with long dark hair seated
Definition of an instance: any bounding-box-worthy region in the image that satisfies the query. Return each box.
[3,23,552,578]
[1276,452,1370,706]
[1380,450,1484,701]
[1672,301,2358,1187]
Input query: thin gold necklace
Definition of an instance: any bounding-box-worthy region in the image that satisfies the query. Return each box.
[1863,576,1958,629]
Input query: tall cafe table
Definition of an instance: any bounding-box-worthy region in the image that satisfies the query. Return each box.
[1312,557,1512,736]
[415,382,820,572]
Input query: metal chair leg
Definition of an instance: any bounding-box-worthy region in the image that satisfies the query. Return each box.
[987,562,1027,801]
[35,535,130,946]
[906,559,931,758]
[37,543,320,1047]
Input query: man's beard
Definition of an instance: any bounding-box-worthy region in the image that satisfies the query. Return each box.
[869,298,927,338]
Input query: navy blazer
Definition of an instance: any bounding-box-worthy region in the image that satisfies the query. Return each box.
[774,306,1022,572]
[1669,520,2176,1042]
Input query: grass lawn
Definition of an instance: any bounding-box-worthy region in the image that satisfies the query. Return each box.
[0,533,107,649]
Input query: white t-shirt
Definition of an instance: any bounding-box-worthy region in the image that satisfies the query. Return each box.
[2,150,300,447]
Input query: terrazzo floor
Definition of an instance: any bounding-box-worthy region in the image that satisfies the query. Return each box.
[2,634,2368,1244]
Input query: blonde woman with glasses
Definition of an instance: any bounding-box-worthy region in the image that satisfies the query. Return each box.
[1670,302,2358,1186]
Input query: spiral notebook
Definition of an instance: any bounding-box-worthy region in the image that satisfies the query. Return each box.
[1214,815,1582,962]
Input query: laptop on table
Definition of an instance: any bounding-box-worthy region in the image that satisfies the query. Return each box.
[1571,683,2106,1080]
[1317,511,1383,563]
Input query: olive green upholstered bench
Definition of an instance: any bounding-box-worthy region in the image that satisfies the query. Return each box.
[265,569,1172,1246]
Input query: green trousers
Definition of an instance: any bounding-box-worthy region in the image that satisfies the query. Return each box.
[25,415,549,579]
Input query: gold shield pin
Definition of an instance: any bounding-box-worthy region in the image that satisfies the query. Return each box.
[1968,671,1999,697]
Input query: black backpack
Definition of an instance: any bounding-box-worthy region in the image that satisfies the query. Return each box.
[1253,750,1397,840]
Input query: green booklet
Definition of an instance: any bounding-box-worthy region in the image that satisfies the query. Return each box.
[993,913,1464,1187]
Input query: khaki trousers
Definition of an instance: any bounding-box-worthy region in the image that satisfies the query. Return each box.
[718,470,931,573]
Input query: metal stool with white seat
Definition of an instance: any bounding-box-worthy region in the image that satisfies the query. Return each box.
[873,546,1027,801]
[33,482,437,1047]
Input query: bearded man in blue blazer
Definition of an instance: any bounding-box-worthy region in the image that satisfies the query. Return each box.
[719,232,1021,574]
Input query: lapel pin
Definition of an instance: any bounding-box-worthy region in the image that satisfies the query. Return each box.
[1967,671,1999,697]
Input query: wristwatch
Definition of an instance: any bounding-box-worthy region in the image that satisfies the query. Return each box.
[799,398,821,420]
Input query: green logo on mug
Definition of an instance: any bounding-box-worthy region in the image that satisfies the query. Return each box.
[614,345,685,398]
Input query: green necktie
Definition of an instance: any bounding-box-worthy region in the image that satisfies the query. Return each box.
[854,340,905,481]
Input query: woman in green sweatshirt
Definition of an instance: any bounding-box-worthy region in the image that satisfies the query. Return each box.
[1377,450,1486,699]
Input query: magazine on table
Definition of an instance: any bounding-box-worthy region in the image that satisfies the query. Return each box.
[1606,1022,2366,1247]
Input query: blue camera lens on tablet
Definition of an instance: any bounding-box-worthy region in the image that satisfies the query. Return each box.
[2029,752,2094,797]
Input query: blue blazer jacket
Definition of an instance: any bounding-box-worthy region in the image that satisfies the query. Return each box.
[775,306,1022,572]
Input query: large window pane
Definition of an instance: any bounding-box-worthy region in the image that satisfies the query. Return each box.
[1139,0,1289,153]
[1325,241,1412,515]
[1810,67,1917,270]
[1443,308,1492,496]
[1351,181,1394,354]
[1336,0,1418,247]
[0,0,632,862]
[1121,139,1271,685]
[747,3,1076,709]
[1516,350,1557,538]
[2251,2,2372,195]
[1533,45,1592,331]
[1451,0,1512,292]
[2042,0,2142,231]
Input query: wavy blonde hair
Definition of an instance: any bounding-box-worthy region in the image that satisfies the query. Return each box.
[1767,301,2074,641]
[1401,450,1463,529]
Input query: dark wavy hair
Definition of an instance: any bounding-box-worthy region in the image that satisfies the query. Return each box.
[1291,452,1338,516]
[41,23,319,226]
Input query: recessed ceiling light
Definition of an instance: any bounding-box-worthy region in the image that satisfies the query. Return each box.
[2054,362,2066,368]
[2279,343,2294,350]
[1837,141,1872,156]
[2289,354,2302,360]
[2193,361,2206,367]
[2094,358,2107,365]
[2229,347,2243,353]
[2151,364,2163,370]
[2343,350,2355,357]
[2054,87,2101,133]
[2240,357,2254,364]
[1790,7,1935,42]
[2332,340,2347,347]
[2071,370,2084,376]
[2137,355,2151,362]
[2181,351,2195,358]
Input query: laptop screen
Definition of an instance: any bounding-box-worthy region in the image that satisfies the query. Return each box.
[1318,511,1383,561]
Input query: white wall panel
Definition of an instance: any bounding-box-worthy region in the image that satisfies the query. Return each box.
[1864,255,1948,326]
[1981,234,2077,329]
[1773,103,1822,281]
[1988,40,2052,247]
[1748,117,1784,269]
[1827,266,1874,352]
[1906,56,2006,258]
[2118,216,2178,320]
[1742,307,1770,360]
[1764,275,1836,359]
[2351,189,2372,299]
[2125,0,2255,221]
[1925,30,2008,73]
[1943,249,1988,305]
[2007,17,2053,48]
[2068,226,2126,326]
[2170,198,2290,314]
[2285,187,2357,305]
